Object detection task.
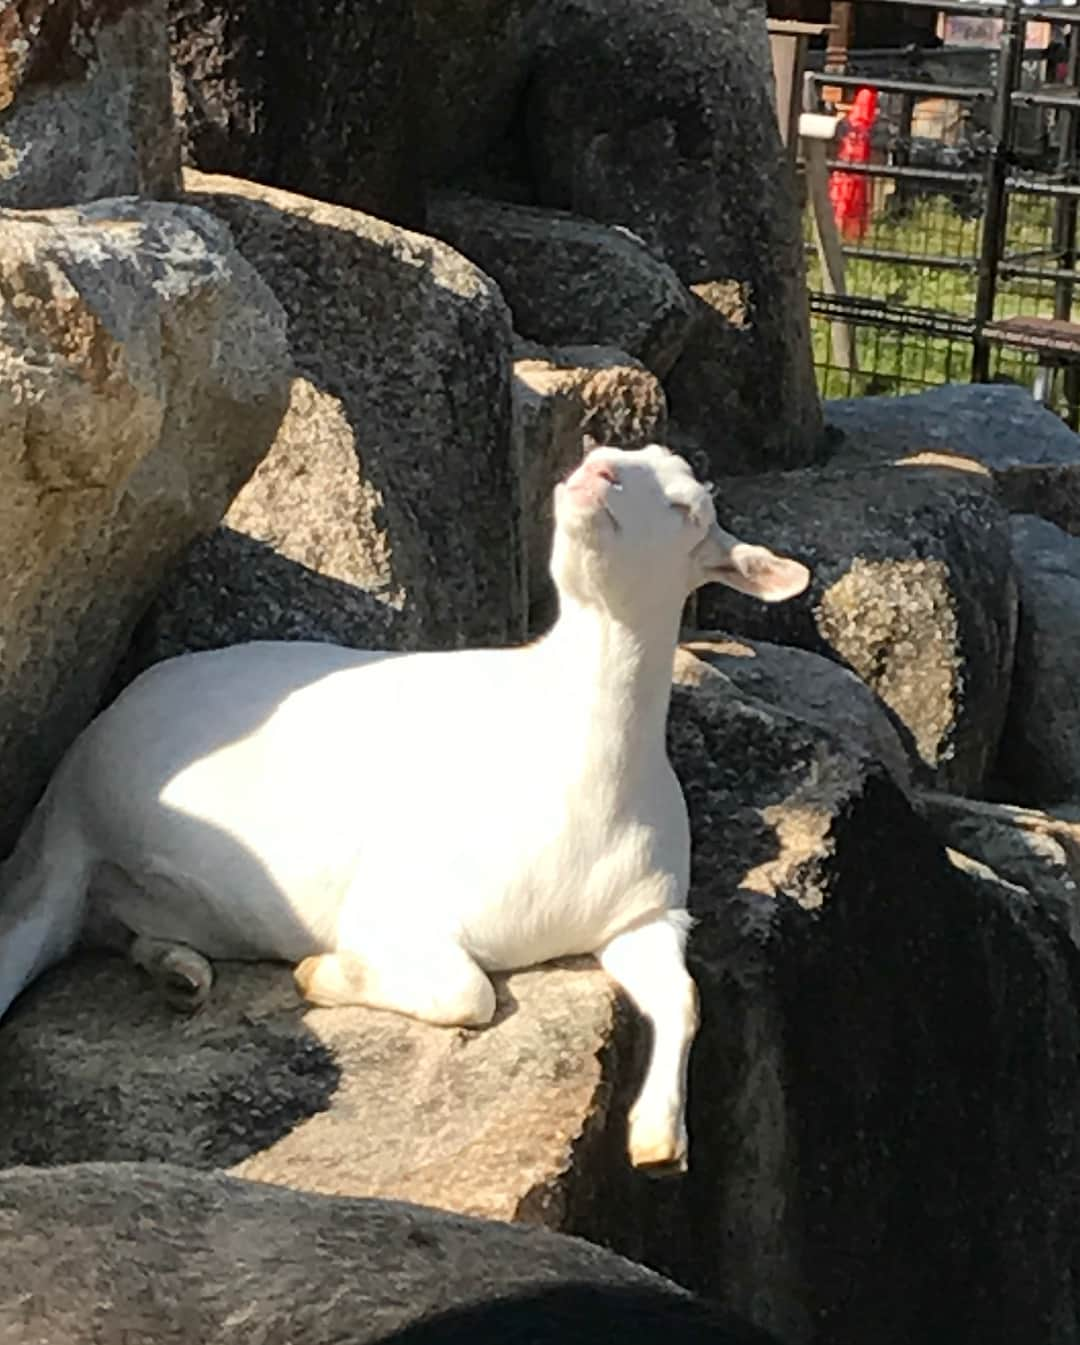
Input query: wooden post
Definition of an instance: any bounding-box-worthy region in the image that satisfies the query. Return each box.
[802,109,858,373]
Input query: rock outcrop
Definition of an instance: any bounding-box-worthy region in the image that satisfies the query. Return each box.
[827,382,1080,536]
[121,529,412,678]
[0,0,180,207]
[679,634,914,794]
[429,194,696,376]
[0,197,289,854]
[996,514,1080,804]
[5,650,1078,1344]
[698,461,1018,794]
[168,0,421,225]
[916,792,1080,948]
[0,1164,776,1344]
[182,169,522,650]
[167,0,822,478]
[526,0,822,473]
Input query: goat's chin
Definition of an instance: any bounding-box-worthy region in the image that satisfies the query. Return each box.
[554,496,615,545]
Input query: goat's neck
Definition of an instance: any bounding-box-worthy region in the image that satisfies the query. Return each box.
[539,592,680,782]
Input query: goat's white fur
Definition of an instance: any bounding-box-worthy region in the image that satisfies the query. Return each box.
[0,444,809,1173]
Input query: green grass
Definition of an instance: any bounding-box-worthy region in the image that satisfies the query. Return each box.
[805,193,1073,403]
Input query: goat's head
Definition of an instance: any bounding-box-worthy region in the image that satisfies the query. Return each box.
[551,444,810,612]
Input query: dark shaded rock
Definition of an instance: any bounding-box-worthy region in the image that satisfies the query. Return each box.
[412,0,538,193]
[0,1164,777,1345]
[915,792,1080,947]
[184,169,522,651]
[169,0,422,226]
[680,634,914,793]
[0,198,288,855]
[121,529,409,681]
[996,514,1080,804]
[827,382,1080,536]
[0,0,180,206]
[644,650,1080,1344]
[697,462,1018,794]
[429,193,696,376]
[526,0,822,474]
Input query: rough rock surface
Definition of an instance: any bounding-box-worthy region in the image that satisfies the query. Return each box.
[184,169,522,650]
[527,0,822,474]
[120,529,411,682]
[698,462,1018,794]
[0,0,180,207]
[0,1164,776,1345]
[428,193,696,376]
[169,0,421,226]
[996,514,1080,804]
[411,0,537,192]
[0,955,629,1223]
[514,345,667,626]
[827,383,1080,535]
[0,197,289,855]
[679,635,914,793]
[4,652,1079,1344]
[916,792,1080,948]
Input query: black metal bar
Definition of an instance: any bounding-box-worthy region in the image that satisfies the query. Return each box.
[1012,89,1080,109]
[1018,6,1080,23]
[808,70,993,100]
[822,0,1005,16]
[840,246,979,269]
[973,0,1026,381]
[1053,24,1080,424]
[809,292,977,338]
[823,159,985,185]
[1000,263,1080,283]
[1006,176,1080,197]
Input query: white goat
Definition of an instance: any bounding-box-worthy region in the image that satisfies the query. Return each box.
[0,445,809,1172]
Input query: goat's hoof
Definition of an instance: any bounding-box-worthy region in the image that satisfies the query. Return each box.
[637,1155,689,1180]
[157,949,212,1015]
[629,1144,689,1178]
[627,1123,688,1177]
[294,956,321,1002]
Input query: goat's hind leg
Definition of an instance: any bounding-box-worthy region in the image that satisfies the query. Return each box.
[130,936,213,1014]
[295,933,496,1028]
[599,911,699,1176]
[0,807,91,1022]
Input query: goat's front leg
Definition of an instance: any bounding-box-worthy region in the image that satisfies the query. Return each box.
[599,912,699,1176]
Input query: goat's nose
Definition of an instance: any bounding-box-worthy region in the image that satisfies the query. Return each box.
[566,459,619,491]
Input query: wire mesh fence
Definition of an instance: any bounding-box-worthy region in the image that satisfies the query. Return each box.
[800,0,1080,419]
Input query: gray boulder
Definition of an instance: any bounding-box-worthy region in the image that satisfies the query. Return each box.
[0,1164,775,1344]
[184,170,522,651]
[169,0,422,225]
[428,193,696,376]
[827,382,1080,536]
[120,529,410,680]
[698,462,1018,794]
[527,0,822,474]
[915,792,1080,948]
[0,197,289,854]
[996,514,1080,804]
[0,0,180,207]
[679,635,915,793]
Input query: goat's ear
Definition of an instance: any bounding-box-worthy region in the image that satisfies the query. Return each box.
[691,524,811,602]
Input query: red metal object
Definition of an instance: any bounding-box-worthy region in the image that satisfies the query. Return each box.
[829,86,878,239]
